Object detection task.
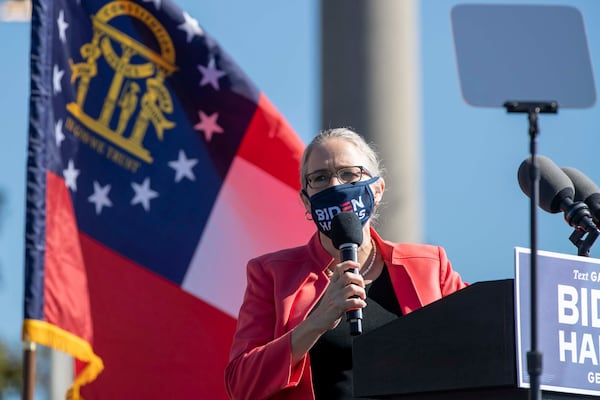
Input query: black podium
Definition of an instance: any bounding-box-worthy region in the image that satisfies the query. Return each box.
[352,279,596,399]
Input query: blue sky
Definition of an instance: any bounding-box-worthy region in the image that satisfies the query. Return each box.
[1,0,600,353]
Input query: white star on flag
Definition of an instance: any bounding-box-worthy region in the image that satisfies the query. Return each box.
[63,160,80,192]
[88,181,112,215]
[53,64,64,94]
[198,58,227,91]
[142,0,161,9]
[168,150,198,182]
[57,9,69,43]
[194,111,224,142]
[131,177,159,212]
[178,12,203,43]
[55,119,65,147]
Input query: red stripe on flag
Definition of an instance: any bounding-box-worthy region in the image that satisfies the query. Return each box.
[237,93,306,190]
[77,234,236,399]
[45,172,93,341]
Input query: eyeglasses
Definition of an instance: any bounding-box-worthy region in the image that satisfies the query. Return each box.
[305,166,371,189]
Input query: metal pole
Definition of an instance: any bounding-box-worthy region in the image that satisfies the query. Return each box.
[22,340,37,400]
[321,0,422,243]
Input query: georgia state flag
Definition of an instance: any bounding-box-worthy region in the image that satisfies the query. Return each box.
[23,0,314,398]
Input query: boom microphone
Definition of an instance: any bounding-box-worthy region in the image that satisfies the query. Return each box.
[330,212,363,336]
[562,167,600,225]
[518,155,598,233]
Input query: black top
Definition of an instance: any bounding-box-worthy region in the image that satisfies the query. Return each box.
[309,266,402,399]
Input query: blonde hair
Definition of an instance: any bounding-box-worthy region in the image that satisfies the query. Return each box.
[300,127,383,189]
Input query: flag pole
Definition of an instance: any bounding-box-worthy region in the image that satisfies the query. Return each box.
[22,340,36,400]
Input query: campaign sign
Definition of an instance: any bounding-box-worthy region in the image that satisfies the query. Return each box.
[516,247,600,396]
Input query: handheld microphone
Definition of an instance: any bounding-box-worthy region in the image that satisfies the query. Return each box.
[518,155,598,233]
[330,212,363,336]
[562,167,600,225]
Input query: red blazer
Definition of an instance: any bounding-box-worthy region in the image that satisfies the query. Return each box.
[225,229,467,400]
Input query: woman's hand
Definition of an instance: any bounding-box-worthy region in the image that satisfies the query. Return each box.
[310,261,367,332]
[290,261,366,365]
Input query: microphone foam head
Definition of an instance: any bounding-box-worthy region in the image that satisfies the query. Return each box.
[330,212,363,249]
[518,155,574,213]
[562,167,600,202]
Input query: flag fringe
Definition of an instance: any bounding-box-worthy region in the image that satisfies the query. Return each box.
[22,319,104,399]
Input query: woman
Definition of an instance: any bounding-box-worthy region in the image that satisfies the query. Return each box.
[225,128,467,400]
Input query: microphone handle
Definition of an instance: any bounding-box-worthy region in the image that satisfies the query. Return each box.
[340,243,362,336]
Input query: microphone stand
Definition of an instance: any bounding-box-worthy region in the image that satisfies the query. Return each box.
[569,226,599,257]
[504,100,558,400]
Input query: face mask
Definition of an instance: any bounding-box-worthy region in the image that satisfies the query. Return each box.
[303,176,379,238]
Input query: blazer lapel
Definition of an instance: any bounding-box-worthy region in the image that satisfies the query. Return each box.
[287,233,334,328]
[387,262,423,315]
[371,229,424,315]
